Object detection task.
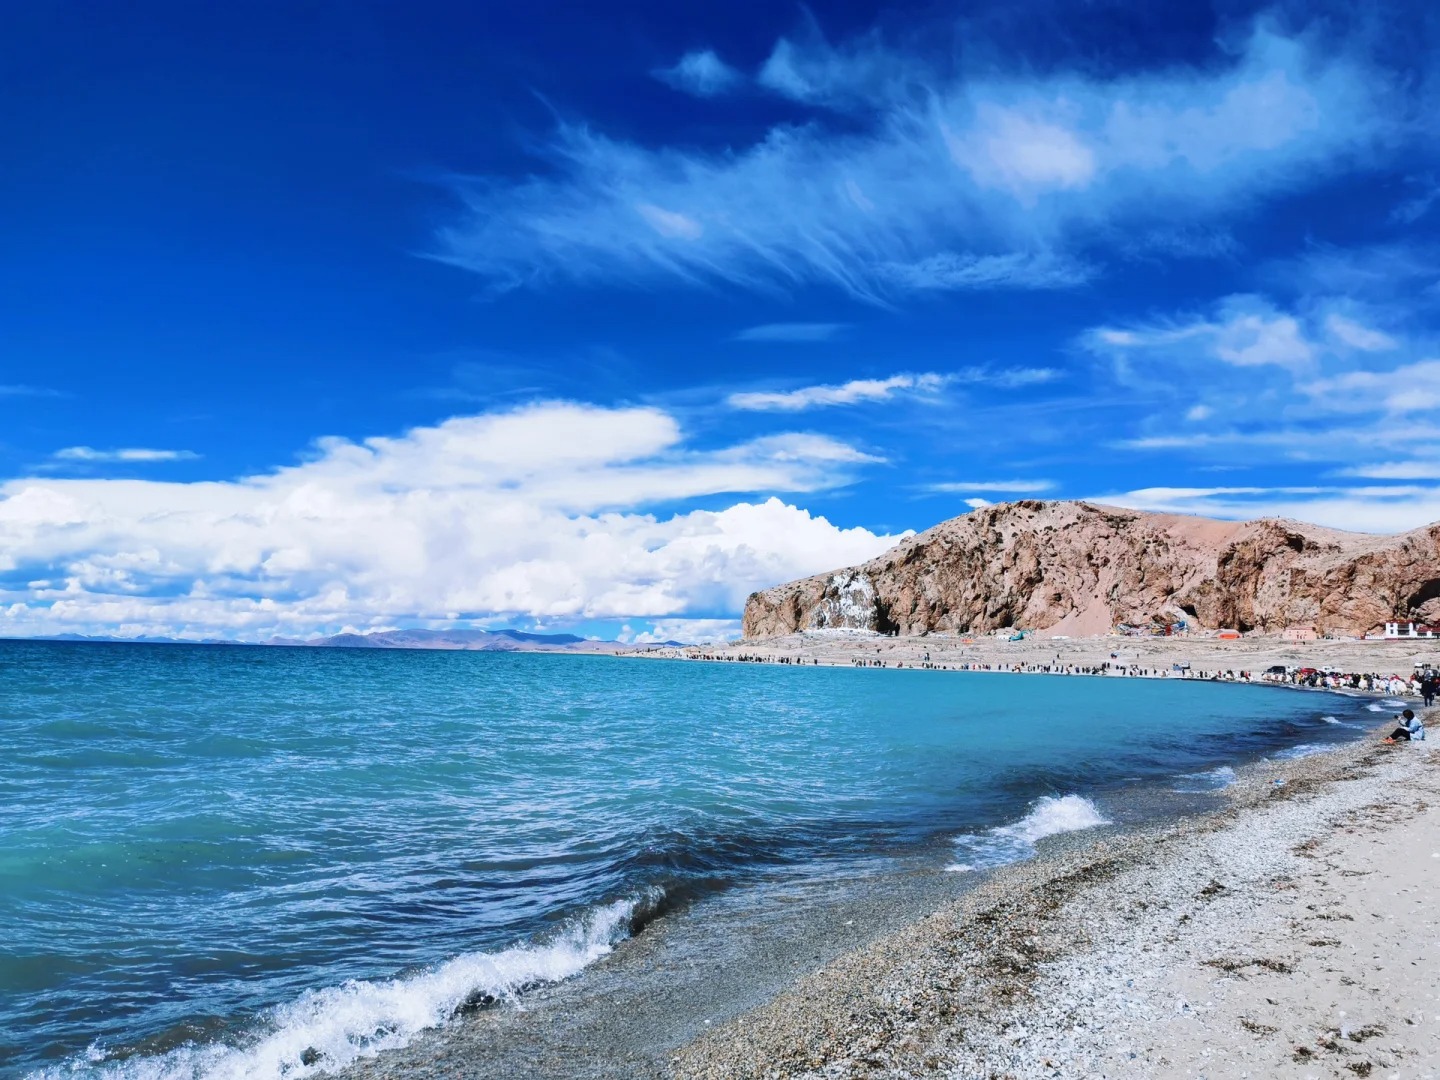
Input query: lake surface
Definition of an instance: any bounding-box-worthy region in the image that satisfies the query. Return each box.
[0,640,1368,1078]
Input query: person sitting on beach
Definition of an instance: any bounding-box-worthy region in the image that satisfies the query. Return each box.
[1383,710,1425,743]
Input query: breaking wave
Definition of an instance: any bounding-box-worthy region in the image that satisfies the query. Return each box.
[33,897,646,1080]
[946,794,1110,873]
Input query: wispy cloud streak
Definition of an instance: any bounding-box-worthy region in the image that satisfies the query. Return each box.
[734,322,848,342]
[728,373,946,411]
[55,447,200,463]
[436,26,1398,300]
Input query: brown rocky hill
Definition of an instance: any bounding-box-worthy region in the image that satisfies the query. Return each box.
[742,501,1440,639]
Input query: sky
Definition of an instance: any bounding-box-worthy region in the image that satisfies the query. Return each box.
[2,0,1439,643]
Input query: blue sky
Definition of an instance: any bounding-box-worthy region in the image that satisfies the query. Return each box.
[2,0,1439,642]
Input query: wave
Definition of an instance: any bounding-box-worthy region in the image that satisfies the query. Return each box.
[946,794,1109,873]
[1322,715,1340,725]
[34,896,646,1080]
[1172,765,1237,793]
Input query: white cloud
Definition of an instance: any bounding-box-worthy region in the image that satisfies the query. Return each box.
[55,447,200,462]
[755,33,918,112]
[0,403,903,641]
[927,479,1056,493]
[635,203,703,240]
[727,373,946,411]
[953,366,1061,388]
[620,618,741,644]
[879,251,1093,291]
[0,385,65,398]
[654,49,742,97]
[1212,311,1313,369]
[1084,296,1316,373]
[1185,404,1213,422]
[1324,313,1397,352]
[945,106,1097,197]
[964,498,991,509]
[1304,358,1440,414]
[1338,461,1440,480]
[1099,484,1440,534]
[733,322,849,342]
[435,25,1398,299]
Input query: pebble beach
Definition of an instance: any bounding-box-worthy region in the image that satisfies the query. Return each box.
[670,718,1438,1080]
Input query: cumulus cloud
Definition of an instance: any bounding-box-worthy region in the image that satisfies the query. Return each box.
[654,49,742,97]
[54,447,200,463]
[435,25,1397,300]
[619,618,741,644]
[727,373,946,411]
[0,403,902,641]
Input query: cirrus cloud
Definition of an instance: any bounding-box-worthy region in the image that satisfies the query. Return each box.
[435,24,1400,301]
[727,372,947,411]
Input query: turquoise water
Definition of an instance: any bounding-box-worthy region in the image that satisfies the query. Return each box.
[0,640,1366,1078]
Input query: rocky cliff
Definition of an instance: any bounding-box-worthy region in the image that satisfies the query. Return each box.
[742,501,1440,639]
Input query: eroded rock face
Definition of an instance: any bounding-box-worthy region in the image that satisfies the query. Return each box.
[741,500,1440,639]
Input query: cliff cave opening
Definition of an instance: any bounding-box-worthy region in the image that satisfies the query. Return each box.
[1406,578,1440,615]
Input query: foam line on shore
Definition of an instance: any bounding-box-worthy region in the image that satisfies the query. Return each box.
[1172,764,1238,792]
[33,896,646,1080]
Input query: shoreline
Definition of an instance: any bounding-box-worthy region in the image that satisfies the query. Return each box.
[627,633,1439,700]
[325,687,1410,1080]
[670,718,1437,1079]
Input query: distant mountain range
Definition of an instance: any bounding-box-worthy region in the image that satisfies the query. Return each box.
[38,632,238,645]
[24,628,687,651]
[265,627,602,651]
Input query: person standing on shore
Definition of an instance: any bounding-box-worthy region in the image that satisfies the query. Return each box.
[1423,674,1437,708]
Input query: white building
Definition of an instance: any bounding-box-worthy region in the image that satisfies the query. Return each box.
[1384,621,1440,639]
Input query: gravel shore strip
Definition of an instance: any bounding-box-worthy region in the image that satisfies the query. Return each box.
[671,723,1437,1079]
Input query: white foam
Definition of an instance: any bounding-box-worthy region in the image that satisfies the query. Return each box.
[946,794,1109,873]
[1173,765,1238,793]
[1272,743,1328,761]
[1381,698,1410,707]
[1322,715,1340,725]
[35,897,641,1080]
[1366,702,1388,712]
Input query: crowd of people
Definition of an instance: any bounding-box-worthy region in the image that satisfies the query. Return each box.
[662,649,1439,702]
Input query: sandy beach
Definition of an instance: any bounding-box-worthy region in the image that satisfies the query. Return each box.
[671,722,1438,1080]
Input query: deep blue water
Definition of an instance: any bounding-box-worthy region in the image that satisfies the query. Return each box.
[0,640,1367,1078]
